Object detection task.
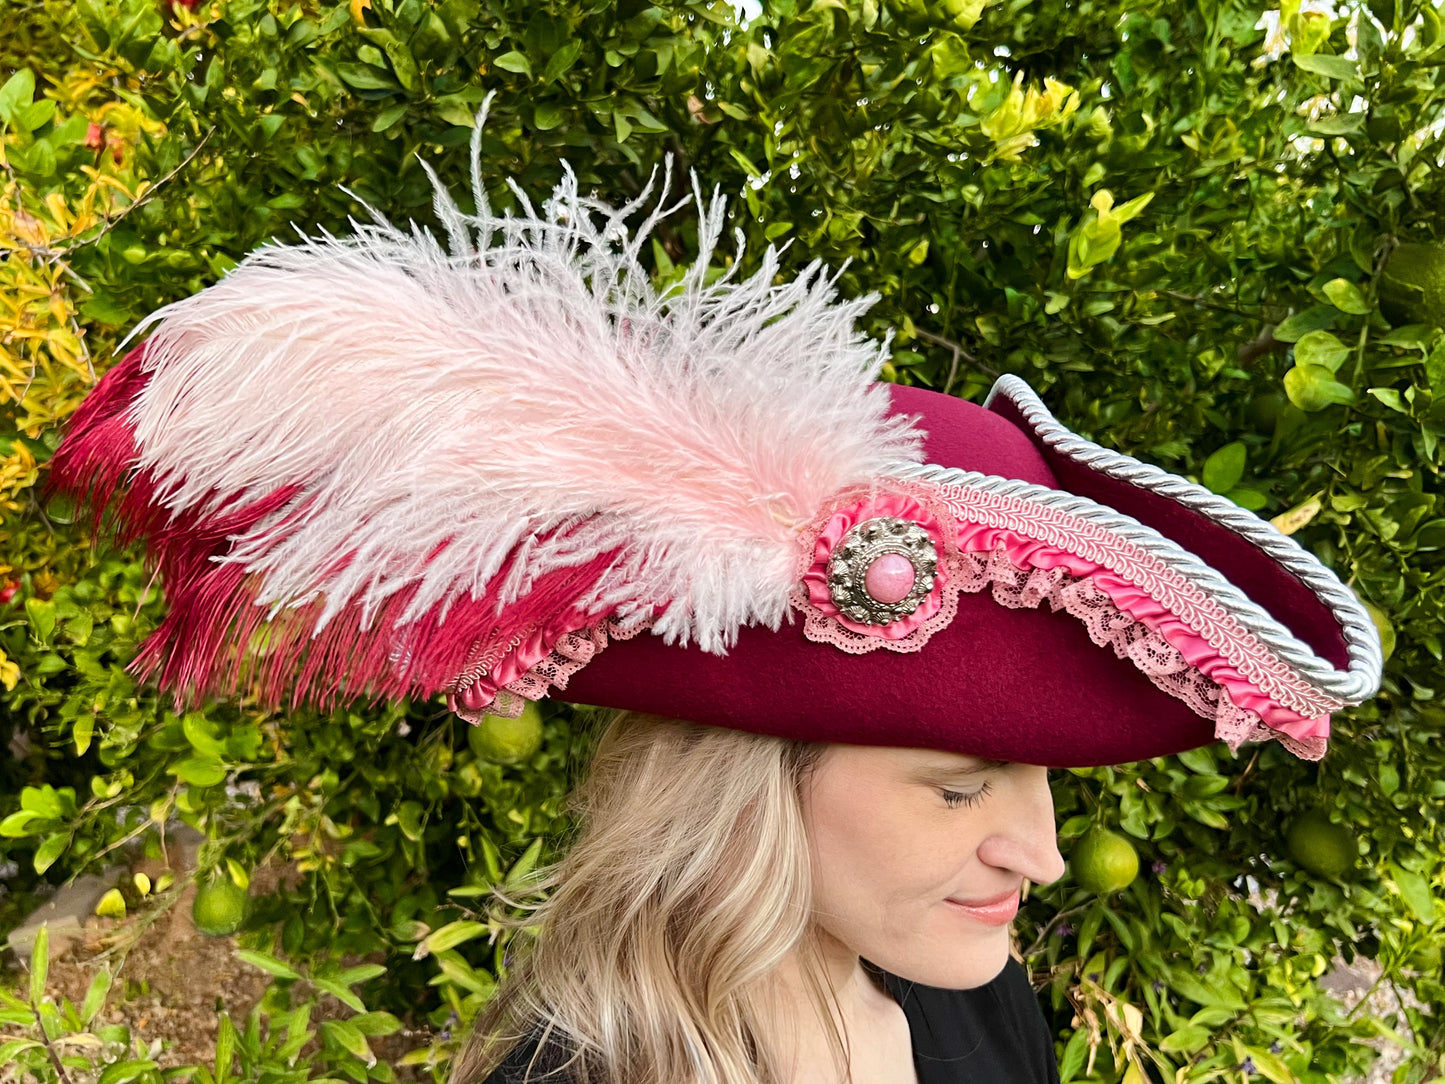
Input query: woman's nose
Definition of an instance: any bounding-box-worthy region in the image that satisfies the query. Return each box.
[977,765,1066,885]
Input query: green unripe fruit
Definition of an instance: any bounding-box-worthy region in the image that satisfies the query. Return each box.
[468,700,545,765]
[192,878,248,937]
[1379,242,1445,326]
[1285,809,1356,879]
[1071,826,1140,895]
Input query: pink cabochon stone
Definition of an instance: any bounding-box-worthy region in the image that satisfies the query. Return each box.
[864,552,917,604]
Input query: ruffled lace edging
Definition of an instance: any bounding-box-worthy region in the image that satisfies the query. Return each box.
[452,617,651,723]
[956,544,1326,761]
[790,481,965,655]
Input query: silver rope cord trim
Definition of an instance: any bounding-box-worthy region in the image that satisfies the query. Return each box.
[882,377,1382,705]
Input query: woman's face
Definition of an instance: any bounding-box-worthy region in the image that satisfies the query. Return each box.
[802,744,1065,990]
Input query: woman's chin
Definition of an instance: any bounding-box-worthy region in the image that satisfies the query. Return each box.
[870,929,1014,990]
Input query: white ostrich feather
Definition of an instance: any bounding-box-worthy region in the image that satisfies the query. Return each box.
[123,117,923,653]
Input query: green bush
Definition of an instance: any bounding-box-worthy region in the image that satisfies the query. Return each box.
[2,0,1443,1080]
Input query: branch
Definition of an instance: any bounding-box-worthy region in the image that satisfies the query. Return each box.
[1231,748,1261,797]
[70,128,215,253]
[1236,323,1287,366]
[32,1005,77,1084]
[1020,902,1092,959]
[911,326,996,389]
[1160,288,1262,320]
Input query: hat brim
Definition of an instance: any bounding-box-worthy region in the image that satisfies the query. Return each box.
[562,381,1379,768]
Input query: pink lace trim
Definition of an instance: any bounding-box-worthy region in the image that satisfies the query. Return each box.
[502,617,650,701]
[791,481,962,655]
[958,544,1325,760]
[451,616,651,723]
[934,481,1343,722]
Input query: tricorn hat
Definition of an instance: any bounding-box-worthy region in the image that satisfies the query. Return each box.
[51,143,1381,768]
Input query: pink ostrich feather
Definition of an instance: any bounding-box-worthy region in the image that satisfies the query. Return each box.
[49,118,923,712]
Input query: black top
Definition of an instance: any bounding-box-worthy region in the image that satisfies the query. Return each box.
[482,958,1060,1083]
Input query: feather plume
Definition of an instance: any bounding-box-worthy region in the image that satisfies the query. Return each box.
[51,118,923,711]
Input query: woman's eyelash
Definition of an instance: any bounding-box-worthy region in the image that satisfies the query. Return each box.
[941,781,993,808]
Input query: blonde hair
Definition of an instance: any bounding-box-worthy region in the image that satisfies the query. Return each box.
[451,711,852,1084]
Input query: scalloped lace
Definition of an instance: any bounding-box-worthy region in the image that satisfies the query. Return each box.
[791,573,963,655]
[952,544,1325,760]
[502,617,650,700]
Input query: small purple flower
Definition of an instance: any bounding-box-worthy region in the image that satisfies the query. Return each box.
[1270,1042,1282,1055]
[1054,922,1074,938]
[1239,1057,1256,1075]
[1152,979,1164,994]
[1151,860,1168,876]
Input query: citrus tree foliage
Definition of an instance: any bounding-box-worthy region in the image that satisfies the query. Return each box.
[1,0,1444,1080]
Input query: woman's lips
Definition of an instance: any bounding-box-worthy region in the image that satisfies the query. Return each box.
[943,889,1020,926]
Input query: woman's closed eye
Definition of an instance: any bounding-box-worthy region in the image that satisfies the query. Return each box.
[940,781,993,808]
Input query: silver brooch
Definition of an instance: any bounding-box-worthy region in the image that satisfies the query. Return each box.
[826,517,938,625]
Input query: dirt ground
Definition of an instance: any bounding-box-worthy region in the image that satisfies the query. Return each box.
[3,859,438,1076]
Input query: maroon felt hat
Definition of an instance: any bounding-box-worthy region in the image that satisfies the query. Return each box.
[561,381,1379,767]
[48,156,1383,768]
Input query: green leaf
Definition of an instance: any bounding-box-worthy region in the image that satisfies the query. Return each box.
[533,102,566,130]
[338,964,387,986]
[1291,53,1360,80]
[0,68,36,126]
[81,968,112,1024]
[25,598,55,643]
[215,1014,237,1084]
[1202,442,1247,494]
[170,756,227,787]
[1159,1024,1211,1053]
[372,101,408,132]
[351,1010,403,1036]
[236,950,302,981]
[418,920,488,956]
[1284,365,1355,411]
[335,63,399,91]
[0,810,40,838]
[382,41,420,92]
[312,977,366,1013]
[1390,865,1436,923]
[1239,1045,1296,1084]
[20,785,64,819]
[431,952,497,997]
[542,41,583,83]
[1227,486,1269,511]
[1058,1025,1089,1081]
[30,925,48,1006]
[0,1039,43,1063]
[320,1019,375,1066]
[395,800,424,842]
[98,1059,161,1084]
[1369,387,1407,413]
[493,51,532,76]
[94,888,126,919]
[73,715,95,757]
[1323,278,1370,314]
[505,837,545,886]
[182,713,226,757]
[1293,330,1351,373]
[1309,112,1365,135]
[32,832,69,875]
[1272,306,1336,342]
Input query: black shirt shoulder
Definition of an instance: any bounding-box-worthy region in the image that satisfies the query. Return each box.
[479,959,1060,1084]
[873,956,1060,1084]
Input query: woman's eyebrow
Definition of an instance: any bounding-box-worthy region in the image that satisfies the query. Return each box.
[913,757,1009,778]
